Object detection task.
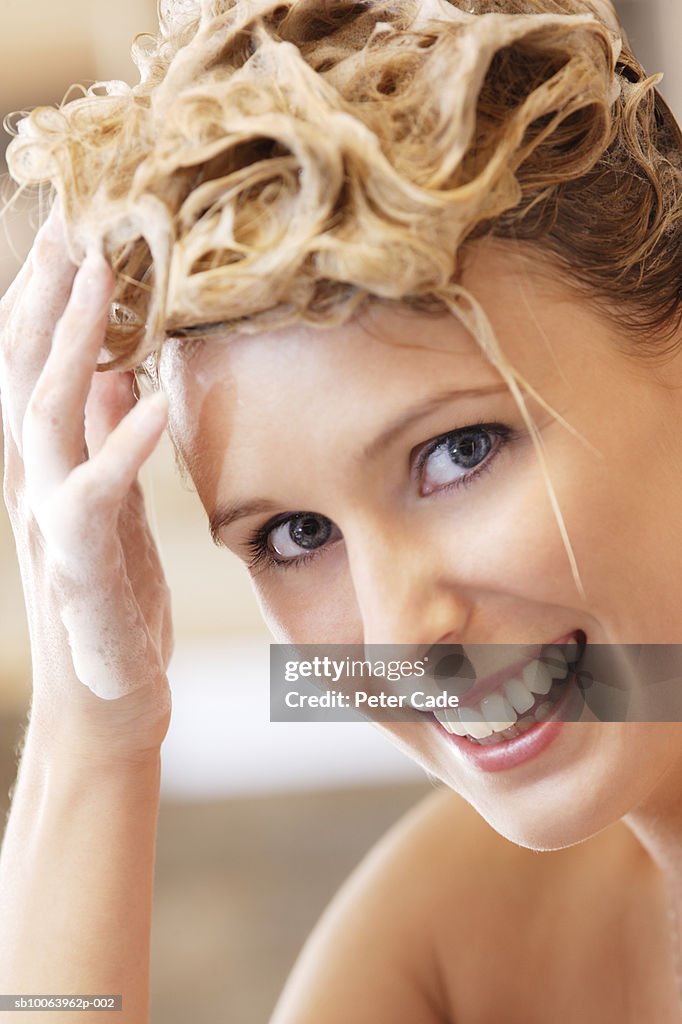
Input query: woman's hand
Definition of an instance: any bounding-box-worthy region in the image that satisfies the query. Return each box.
[0,200,174,764]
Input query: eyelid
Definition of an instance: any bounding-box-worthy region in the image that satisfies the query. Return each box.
[246,421,520,572]
[245,512,297,569]
[246,513,341,572]
[412,420,507,478]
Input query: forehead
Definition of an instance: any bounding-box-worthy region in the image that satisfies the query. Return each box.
[156,243,613,500]
[157,303,487,494]
[158,242,601,416]
[161,300,487,411]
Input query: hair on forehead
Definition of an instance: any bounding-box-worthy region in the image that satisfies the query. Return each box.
[8,0,682,599]
[10,0,679,375]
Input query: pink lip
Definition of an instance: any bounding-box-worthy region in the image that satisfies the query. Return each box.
[454,631,577,710]
[436,649,584,773]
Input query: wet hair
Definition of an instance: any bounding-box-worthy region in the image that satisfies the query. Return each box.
[5,0,682,595]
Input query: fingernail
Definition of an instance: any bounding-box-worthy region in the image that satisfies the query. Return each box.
[74,249,112,305]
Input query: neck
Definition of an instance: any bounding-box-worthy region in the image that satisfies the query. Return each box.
[623,731,682,1009]
[624,735,682,888]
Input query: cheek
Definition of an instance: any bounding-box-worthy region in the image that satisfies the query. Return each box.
[545,427,682,638]
[461,430,627,613]
[425,454,584,607]
[252,558,362,644]
[247,423,659,646]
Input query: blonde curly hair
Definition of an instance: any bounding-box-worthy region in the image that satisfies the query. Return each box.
[5,0,682,596]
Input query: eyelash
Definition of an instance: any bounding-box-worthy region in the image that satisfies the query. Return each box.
[245,421,520,572]
[245,518,321,573]
[413,420,517,491]
[245,524,320,573]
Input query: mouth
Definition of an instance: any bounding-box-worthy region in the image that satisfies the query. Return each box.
[432,630,587,746]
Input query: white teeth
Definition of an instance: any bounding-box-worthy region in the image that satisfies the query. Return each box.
[458,706,494,739]
[440,712,466,737]
[503,676,535,714]
[534,701,553,722]
[433,708,450,730]
[522,659,553,695]
[434,644,579,742]
[433,708,468,736]
[480,692,517,732]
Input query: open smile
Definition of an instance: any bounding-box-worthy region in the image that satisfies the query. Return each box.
[431,631,588,771]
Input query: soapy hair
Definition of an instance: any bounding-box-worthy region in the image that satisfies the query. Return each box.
[5,0,682,598]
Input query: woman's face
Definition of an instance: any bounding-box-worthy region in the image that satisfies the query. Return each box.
[159,241,682,850]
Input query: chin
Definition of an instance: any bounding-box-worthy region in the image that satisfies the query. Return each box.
[480,802,618,853]
[454,752,660,853]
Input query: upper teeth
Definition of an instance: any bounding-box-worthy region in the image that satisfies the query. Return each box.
[434,645,574,740]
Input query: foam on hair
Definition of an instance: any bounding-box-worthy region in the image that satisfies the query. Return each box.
[7,0,630,371]
[6,0,682,599]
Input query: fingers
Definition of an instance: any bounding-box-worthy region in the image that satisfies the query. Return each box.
[84,370,137,459]
[1,206,175,712]
[76,391,169,506]
[33,391,169,560]
[1,201,77,450]
[22,251,115,501]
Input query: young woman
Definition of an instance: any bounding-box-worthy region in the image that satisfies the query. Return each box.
[2,0,682,1020]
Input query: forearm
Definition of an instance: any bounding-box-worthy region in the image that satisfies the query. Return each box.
[0,720,162,1023]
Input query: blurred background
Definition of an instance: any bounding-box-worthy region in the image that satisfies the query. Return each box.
[0,1,680,1021]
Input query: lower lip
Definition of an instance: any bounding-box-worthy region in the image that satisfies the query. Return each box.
[435,660,585,773]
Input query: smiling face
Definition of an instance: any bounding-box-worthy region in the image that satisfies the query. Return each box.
[159,240,682,850]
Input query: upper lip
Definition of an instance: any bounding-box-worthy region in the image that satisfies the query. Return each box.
[436,631,579,710]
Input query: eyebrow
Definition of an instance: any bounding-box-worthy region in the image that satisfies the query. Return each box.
[358,382,510,462]
[207,382,510,544]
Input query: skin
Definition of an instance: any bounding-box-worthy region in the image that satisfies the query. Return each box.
[159,240,682,850]
[3,204,682,1019]
[156,239,682,1015]
[0,202,174,1024]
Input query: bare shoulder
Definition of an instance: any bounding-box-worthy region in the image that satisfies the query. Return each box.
[392,788,646,1021]
[269,785,514,1024]
[269,785,640,1024]
[356,782,546,895]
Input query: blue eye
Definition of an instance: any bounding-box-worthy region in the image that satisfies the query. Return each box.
[247,512,342,570]
[416,423,515,496]
[245,421,518,572]
[270,514,337,558]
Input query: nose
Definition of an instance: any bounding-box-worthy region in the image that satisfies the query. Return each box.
[344,522,471,652]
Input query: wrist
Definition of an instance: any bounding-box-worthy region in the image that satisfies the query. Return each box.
[26,679,171,770]
[22,708,164,775]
